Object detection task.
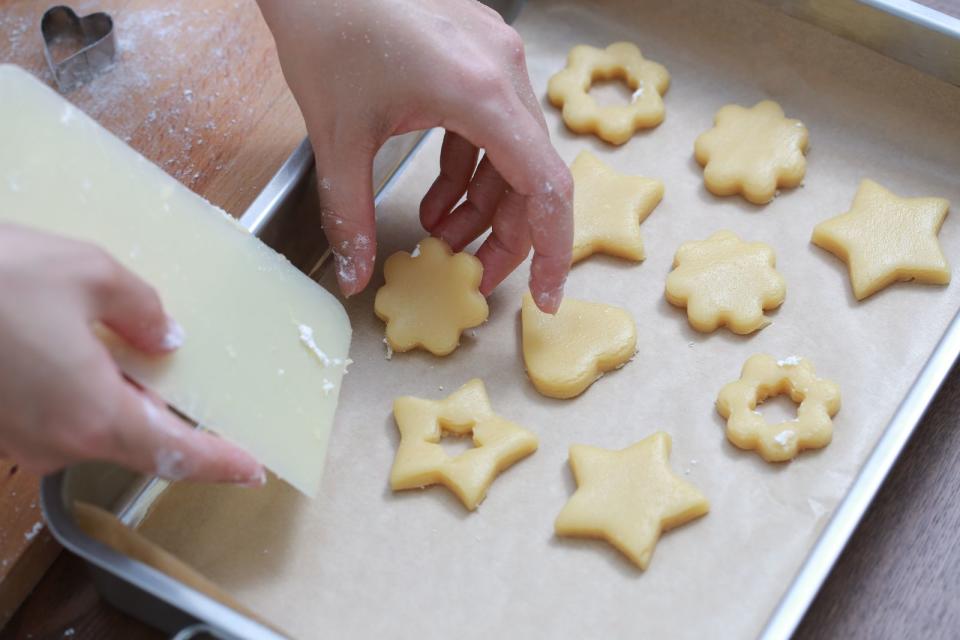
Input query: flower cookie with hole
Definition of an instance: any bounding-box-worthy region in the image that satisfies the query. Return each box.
[665,230,786,335]
[521,292,636,399]
[694,100,809,204]
[389,379,538,510]
[547,42,670,145]
[717,354,840,462]
[374,237,488,356]
[555,432,709,570]
[812,179,950,300]
[570,151,664,264]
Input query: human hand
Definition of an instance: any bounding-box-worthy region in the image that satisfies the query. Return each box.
[0,224,264,484]
[257,0,573,312]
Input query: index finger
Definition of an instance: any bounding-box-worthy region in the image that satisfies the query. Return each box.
[449,95,573,312]
[106,383,265,485]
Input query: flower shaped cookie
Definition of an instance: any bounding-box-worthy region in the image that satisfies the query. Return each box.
[547,42,670,145]
[665,230,786,334]
[812,179,951,300]
[390,379,538,510]
[694,100,809,204]
[716,354,841,462]
[374,237,488,356]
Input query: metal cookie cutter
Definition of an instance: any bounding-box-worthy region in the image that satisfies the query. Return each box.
[41,5,116,92]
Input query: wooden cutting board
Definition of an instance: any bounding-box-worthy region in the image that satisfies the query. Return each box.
[0,0,305,624]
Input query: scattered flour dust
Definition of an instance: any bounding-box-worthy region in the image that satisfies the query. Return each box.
[773,430,796,448]
[778,355,802,366]
[25,2,259,187]
[298,323,332,366]
[23,521,43,541]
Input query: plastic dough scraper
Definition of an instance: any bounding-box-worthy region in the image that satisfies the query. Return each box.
[0,64,352,497]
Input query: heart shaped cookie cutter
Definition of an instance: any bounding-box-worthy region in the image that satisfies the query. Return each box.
[41,5,116,92]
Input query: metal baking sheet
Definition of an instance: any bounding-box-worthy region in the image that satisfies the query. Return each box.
[130,1,960,638]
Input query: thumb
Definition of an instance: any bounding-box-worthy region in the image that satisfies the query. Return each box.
[315,145,378,297]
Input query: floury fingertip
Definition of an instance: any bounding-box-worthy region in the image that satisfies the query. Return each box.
[161,316,186,350]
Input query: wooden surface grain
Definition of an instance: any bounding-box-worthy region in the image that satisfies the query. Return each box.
[1,0,959,638]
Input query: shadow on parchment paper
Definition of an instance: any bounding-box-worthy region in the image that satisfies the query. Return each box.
[653,295,764,349]
[137,474,304,591]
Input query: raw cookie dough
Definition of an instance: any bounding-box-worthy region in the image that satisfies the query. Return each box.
[389,378,538,510]
[547,42,670,145]
[374,237,488,356]
[521,293,636,399]
[716,354,841,462]
[694,100,809,204]
[665,230,786,334]
[570,150,665,264]
[555,432,709,570]
[811,179,951,300]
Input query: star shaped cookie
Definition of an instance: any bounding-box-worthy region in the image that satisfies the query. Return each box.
[811,179,950,300]
[694,100,809,204]
[548,42,670,145]
[389,379,538,510]
[555,432,709,570]
[374,237,488,356]
[665,230,786,334]
[570,151,664,264]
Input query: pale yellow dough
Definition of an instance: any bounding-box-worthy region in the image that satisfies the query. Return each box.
[811,179,951,300]
[521,293,636,399]
[547,42,670,145]
[374,237,488,356]
[570,151,664,264]
[389,379,538,510]
[555,432,709,570]
[665,230,786,334]
[694,100,809,204]
[716,354,841,463]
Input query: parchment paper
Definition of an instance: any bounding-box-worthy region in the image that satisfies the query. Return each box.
[137,1,960,638]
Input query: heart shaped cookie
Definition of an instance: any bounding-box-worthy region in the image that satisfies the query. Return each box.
[521,293,637,399]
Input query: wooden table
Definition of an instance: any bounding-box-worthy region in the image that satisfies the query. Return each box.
[1,0,959,638]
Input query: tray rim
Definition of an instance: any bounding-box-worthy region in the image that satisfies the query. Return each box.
[760,305,960,637]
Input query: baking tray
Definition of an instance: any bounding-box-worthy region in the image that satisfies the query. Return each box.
[39,0,960,638]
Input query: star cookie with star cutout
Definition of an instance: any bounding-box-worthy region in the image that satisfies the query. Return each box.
[570,151,664,264]
[389,379,538,510]
[555,432,709,570]
[812,179,950,300]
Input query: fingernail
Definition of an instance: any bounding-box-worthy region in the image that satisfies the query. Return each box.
[333,252,359,297]
[161,316,185,351]
[531,277,565,315]
[237,466,267,488]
